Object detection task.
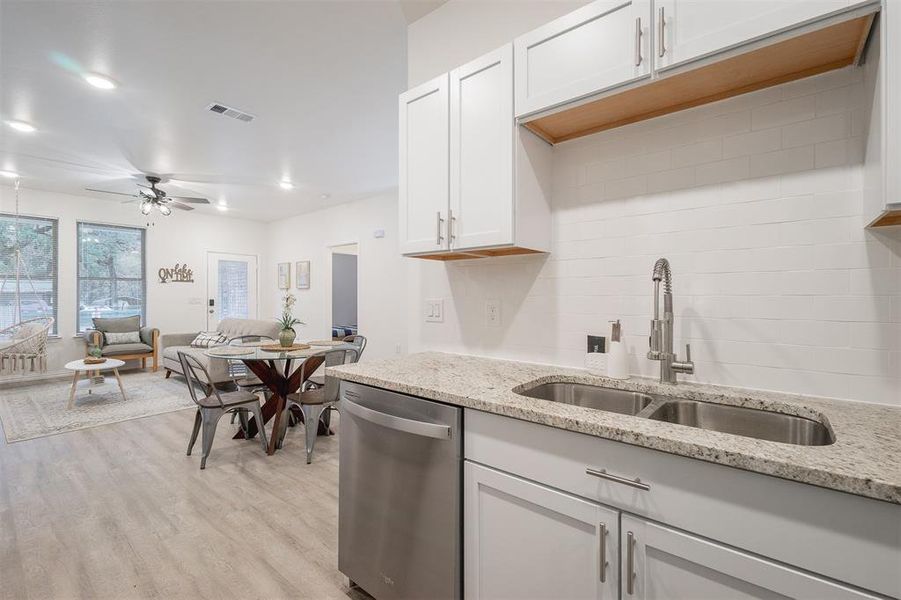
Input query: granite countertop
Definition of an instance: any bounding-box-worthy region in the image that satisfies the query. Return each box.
[327,352,901,504]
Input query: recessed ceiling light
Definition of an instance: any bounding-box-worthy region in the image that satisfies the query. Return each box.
[320,193,330,200]
[83,73,117,90]
[0,170,19,179]
[216,203,228,211]
[7,120,36,133]
[279,180,294,190]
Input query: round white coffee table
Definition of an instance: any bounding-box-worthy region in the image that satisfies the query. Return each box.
[65,359,127,409]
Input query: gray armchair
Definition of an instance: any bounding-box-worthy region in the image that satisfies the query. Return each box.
[83,315,159,371]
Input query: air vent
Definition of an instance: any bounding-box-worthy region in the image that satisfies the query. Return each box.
[206,102,255,123]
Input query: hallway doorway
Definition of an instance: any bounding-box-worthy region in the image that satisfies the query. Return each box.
[328,243,358,340]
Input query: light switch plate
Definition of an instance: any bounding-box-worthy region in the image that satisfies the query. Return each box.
[425,298,444,323]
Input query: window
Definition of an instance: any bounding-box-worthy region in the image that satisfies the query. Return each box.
[0,214,58,334]
[218,260,249,320]
[77,222,146,332]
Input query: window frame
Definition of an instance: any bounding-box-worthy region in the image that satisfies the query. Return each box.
[76,221,147,333]
[0,212,59,335]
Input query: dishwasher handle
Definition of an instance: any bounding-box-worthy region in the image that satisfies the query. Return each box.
[342,396,453,440]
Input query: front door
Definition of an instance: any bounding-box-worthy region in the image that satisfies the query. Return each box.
[206,252,257,330]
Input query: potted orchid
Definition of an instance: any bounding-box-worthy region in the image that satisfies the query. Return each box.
[277,293,303,347]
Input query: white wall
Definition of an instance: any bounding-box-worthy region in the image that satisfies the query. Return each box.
[407,0,588,87]
[263,191,408,361]
[407,1,901,405]
[0,186,268,375]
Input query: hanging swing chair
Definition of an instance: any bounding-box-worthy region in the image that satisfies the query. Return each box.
[0,179,54,374]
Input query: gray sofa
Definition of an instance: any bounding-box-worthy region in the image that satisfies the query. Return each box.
[161,318,281,384]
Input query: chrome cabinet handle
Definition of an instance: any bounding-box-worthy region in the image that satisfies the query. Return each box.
[634,17,642,66]
[627,531,636,595]
[658,6,666,58]
[436,211,445,246]
[448,208,456,244]
[599,522,608,582]
[586,467,651,491]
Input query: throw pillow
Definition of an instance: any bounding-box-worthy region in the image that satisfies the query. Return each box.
[191,332,228,348]
[93,315,141,333]
[105,331,141,345]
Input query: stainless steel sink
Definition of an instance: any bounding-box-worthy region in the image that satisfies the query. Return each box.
[518,383,653,416]
[647,400,834,446]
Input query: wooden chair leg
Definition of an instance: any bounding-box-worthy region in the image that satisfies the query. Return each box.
[165,369,172,379]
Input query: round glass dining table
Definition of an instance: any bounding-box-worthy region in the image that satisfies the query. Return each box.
[205,341,353,455]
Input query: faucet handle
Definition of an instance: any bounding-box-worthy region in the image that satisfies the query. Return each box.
[685,343,691,362]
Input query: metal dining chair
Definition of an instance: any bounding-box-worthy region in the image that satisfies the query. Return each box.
[306,335,366,389]
[226,335,274,424]
[282,347,358,463]
[178,351,269,469]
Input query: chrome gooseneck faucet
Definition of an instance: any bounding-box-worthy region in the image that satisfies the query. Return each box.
[648,258,694,384]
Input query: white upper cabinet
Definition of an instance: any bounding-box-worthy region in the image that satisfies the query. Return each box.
[399,44,551,258]
[654,0,857,72]
[449,45,514,250]
[398,74,450,255]
[464,462,619,600]
[514,0,652,118]
[621,515,880,599]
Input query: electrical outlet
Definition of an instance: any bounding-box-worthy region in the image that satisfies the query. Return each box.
[486,299,501,327]
[425,299,444,323]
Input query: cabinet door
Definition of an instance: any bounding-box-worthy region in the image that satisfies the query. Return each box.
[449,44,514,251]
[620,515,881,599]
[655,0,853,72]
[514,0,652,118]
[464,462,618,600]
[398,74,449,255]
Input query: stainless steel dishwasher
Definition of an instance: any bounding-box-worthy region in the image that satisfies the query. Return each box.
[338,381,462,600]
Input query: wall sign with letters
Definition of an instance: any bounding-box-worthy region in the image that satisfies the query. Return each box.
[159,263,194,283]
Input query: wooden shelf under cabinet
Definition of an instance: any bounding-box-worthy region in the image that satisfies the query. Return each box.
[411,246,545,261]
[523,14,875,145]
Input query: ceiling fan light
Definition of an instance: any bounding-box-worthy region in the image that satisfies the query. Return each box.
[140,200,153,215]
[0,170,19,179]
[279,180,294,190]
[158,203,172,216]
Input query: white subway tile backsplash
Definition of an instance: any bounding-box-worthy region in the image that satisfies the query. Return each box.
[781,113,850,148]
[749,146,815,178]
[751,95,816,130]
[421,68,900,405]
[722,128,782,159]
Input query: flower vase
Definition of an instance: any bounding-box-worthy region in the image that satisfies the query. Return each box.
[279,328,296,347]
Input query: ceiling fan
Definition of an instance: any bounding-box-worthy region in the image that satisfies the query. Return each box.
[86,175,211,216]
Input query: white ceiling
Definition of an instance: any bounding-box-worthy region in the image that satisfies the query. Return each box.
[0,0,408,221]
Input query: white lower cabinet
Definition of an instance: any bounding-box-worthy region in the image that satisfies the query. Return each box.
[620,515,879,600]
[464,462,618,599]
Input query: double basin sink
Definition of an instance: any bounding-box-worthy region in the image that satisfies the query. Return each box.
[518,382,834,446]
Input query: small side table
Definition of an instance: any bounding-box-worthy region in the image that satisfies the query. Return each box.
[64,359,127,409]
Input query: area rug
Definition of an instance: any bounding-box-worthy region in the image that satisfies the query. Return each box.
[0,370,195,443]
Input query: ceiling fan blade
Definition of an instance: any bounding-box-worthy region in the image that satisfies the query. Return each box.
[167,201,195,211]
[120,198,139,205]
[86,187,140,198]
[167,196,210,204]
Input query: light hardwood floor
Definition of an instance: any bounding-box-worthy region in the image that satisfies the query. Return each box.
[0,405,368,600]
